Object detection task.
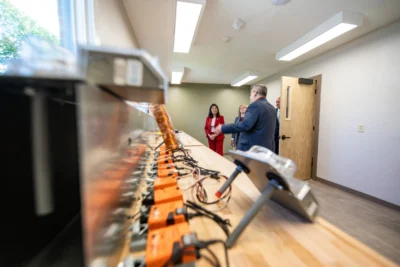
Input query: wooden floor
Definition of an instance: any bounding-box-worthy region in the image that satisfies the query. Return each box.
[223,155,400,264]
[308,179,400,264]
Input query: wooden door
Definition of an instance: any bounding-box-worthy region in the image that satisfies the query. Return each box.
[279,76,315,180]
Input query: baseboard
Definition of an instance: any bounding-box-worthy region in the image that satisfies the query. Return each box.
[314,177,400,212]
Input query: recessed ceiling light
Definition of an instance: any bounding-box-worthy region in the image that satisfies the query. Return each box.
[276,11,363,61]
[231,71,259,87]
[171,67,185,84]
[173,0,206,53]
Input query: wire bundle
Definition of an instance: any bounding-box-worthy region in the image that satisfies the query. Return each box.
[188,173,232,210]
[153,148,232,208]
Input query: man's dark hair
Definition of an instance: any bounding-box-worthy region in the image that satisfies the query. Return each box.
[208,103,220,118]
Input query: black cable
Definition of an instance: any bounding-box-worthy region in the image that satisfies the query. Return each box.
[183,161,220,177]
[155,148,217,177]
[203,247,220,267]
[201,240,229,267]
[218,240,230,267]
[177,166,194,172]
[199,253,217,266]
[163,239,229,267]
[154,147,219,178]
[177,170,192,177]
[186,201,231,237]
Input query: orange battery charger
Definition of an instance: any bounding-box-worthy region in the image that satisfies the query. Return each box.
[153,177,178,190]
[158,150,173,157]
[157,157,174,165]
[148,200,187,230]
[157,169,179,178]
[146,222,197,267]
[154,186,183,204]
[155,163,176,170]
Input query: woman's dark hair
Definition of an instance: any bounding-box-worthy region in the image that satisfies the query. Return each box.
[208,103,220,118]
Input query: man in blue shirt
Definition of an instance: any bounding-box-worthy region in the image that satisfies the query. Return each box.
[214,84,276,151]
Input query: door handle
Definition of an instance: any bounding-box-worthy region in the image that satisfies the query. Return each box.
[281,135,291,140]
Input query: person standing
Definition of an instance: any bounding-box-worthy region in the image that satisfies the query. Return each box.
[214,85,275,151]
[275,97,280,154]
[231,104,247,148]
[204,104,225,155]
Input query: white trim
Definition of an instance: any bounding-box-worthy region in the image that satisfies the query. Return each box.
[73,0,87,46]
[85,0,97,45]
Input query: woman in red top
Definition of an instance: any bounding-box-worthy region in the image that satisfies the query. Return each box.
[204,104,225,156]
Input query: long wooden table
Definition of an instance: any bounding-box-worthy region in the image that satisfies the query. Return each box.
[182,145,396,266]
[177,131,205,147]
[120,133,397,266]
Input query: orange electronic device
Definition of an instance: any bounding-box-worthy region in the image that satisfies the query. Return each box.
[157,169,179,178]
[157,157,174,165]
[153,177,178,190]
[145,222,196,267]
[147,201,187,230]
[154,186,183,204]
[156,155,175,161]
[158,150,173,157]
[155,163,176,170]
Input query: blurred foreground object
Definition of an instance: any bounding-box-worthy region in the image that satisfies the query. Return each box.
[79,45,168,103]
[5,37,79,78]
[0,42,167,266]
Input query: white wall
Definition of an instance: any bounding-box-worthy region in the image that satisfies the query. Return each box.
[94,0,138,48]
[258,20,400,205]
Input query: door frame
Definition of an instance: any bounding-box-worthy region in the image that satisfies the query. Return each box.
[310,74,322,180]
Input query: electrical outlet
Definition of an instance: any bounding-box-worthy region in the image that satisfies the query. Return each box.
[358,124,364,133]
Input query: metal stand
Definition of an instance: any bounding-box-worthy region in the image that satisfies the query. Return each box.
[215,160,250,198]
[225,179,279,248]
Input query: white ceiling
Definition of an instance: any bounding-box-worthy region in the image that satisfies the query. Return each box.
[123,0,400,84]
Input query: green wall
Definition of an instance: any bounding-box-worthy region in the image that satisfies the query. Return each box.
[166,83,251,154]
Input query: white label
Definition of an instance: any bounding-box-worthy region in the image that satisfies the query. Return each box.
[114,58,126,85]
[126,59,143,86]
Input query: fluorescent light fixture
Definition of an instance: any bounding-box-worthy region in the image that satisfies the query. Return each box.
[231,71,259,87]
[276,11,363,61]
[174,0,206,53]
[171,67,185,84]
